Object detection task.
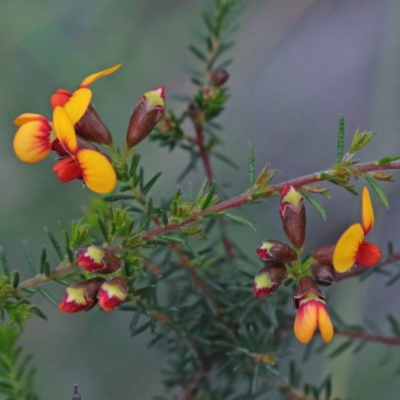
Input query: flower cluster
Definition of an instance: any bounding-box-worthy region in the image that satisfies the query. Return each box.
[13,64,166,194]
[59,245,128,313]
[254,185,381,344]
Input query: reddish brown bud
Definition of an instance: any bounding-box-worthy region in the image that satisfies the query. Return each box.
[98,277,129,311]
[59,277,106,313]
[77,245,121,274]
[311,264,336,286]
[126,86,165,147]
[253,263,286,297]
[75,103,113,145]
[313,244,335,265]
[280,185,306,249]
[256,240,297,263]
[210,68,229,87]
[293,276,323,309]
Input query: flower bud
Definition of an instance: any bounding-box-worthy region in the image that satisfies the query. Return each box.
[253,263,286,297]
[77,245,121,274]
[210,68,229,87]
[256,240,297,263]
[188,101,204,126]
[293,276,322,309]
[311,264,336,286]
[126,86,165,148]
[98,277,129,311]
[313,244,335,265]
[280,185,306,249]
[59,277,106,313]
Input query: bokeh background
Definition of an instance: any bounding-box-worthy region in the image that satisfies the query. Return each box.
[2,0,400,398]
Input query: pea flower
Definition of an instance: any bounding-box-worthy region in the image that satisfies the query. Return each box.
[333,187,381,273]
[293,276,334,344]
[52,102,116,193]
[98,277,129,312]
[77,245,121,273]
[13,88,92,163]
[51,63,121,144]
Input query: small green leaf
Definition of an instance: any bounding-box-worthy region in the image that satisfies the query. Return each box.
[22,241,35,276]
[103,195,135,202]
[130,320,152,336]
[337,116,345,163]
[365,176,389,208]
[11,271,20,288]
[189,45,207,62]
[203,211,226,218]
[348,129,376,154]
[40,247,48,275]
[248,143,255,188]
[201,183,216,210]
[97,215,109,242]
[0,247,9,277]
[44,228,63,261]
[159,235,184,243]
[142,172,162,195]
[301,191,326,220]
[129,154,141,177]
[378,155,399,165]
[225,213,255,230]
[37,289,58,307]
[328,340,353,358]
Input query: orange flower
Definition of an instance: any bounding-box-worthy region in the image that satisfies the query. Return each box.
[294,291,334,344]
[333,187,381,273]
[13,89,92,163]
[51,99,116,194]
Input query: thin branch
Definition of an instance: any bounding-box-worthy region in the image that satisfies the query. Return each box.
[336,330,400,346]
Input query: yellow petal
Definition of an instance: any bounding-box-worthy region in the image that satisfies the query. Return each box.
[318,302,334,343]
[78,63,122,88]
[76,149,116,194]
[13,120,53,163]
[294,299,318,344]
[362,186,374,234]
[53,106,78,155]
[14,113,47,127]
[63,88,92,125]
[333,223,364,273]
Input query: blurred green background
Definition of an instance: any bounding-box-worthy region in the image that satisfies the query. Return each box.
[2,0,400,398]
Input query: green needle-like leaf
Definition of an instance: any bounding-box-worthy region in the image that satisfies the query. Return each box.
[337,116,345,163]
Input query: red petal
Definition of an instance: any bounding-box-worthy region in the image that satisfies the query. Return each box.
[51,89,72,108]
[53,157,82,183]
[355,241,381,267]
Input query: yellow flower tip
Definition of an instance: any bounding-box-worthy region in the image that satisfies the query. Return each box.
[65,287,87,306]
[14,113,47,127]
[294,294,333,344]
[76,149,117,194]
[13,120,53,163]
[333,223,364,273]
[53,106,78,155]
[362,186,374,234]
[63,88,92,125]
[78,63,122,88]
[144,86,165,109]
[281,184,303,213]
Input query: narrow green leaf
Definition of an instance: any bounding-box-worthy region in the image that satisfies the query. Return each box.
[37,288,58,307]
[44,228,63,261]
[337,116,345,163]
[29,306,47,321]
[365,176,389,208]
[0,247,9,277]
[97,215,109,242]
[22,241,35,276]
[161,210,168,226]
[387,314,400,337]
[129,309,142,333]
[301,191,326,220]
[183,238,200,264]
[66,247,74,263]
[213,151,239,169]
[159,235,184,243]
[203,211,226,218]
[40,247,47,275]
[11,271,20,288]
[328,340,353,358]
[225,213,256,231]
[378,155,399,165]
[189,45,207,62]
[129,154,141,177]
[248,143,255,188]
[130,320,152,336]
[251,363,259,394]
[201,183,216,210]
[103,195,135,202]
[142,172,162,195]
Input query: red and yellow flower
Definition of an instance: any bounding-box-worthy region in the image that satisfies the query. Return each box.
[293,276,334,344]
[51,104,116,193]
[98,277,128,312]
[333,187,381,273]
[77,245,121,273]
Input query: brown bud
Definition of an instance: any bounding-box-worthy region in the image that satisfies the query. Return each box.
[313,244,335,265]
[280,185,306,249]
[75,103,113,145]
[311,264,336,286]
[293,276,322,309]
[126,86,165,147]
[256,240,297,263]
[188,101,204,126]
[371,171,394,182]
[210,68,229,87]
[253,263,286,297]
